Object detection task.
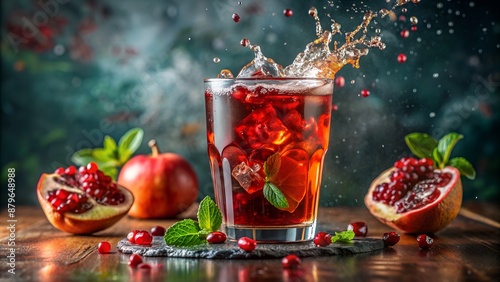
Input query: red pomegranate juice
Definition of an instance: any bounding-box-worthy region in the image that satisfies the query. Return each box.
[205,78,332,242]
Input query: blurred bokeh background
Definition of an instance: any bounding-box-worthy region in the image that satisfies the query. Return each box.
[1,0,499,207]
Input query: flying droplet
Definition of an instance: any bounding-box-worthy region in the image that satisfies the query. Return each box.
[332,104,339,111]
[232,13,241,23]
[412,0,421,3]
[240,38,250,47]
[213,57,220,63]
[217,69,234,78]
[361,89,370,97]
[429,112,436,118]
[410,16,418,25]
[411,25,418,32]
[402,8,407,13]
[400,29,410,38]
[308,7,318,18]
[283,8,293,17]
[397,53,407,63]
[335,76,345,87]
[350,80,356,84]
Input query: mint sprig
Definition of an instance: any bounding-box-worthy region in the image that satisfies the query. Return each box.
[262,153,289,209]
[404,132,476,180]
[71,128,144,180]
[331,230,355,243]
[164,196,222,247]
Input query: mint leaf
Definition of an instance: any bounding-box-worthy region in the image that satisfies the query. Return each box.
[118,128,144,164]
[197,196,222,232]
[432,147,443,168]
[71,148,95,166]
[164,219,205,247]
[437,132,463,167]
[331,230,355,243]
[264,153,281,180]
[103,135,117,151]
[448,157,476,180]
[404,132,438,159]
[263,182,289,209]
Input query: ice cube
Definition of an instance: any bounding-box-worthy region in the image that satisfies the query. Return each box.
[231,162,265,194]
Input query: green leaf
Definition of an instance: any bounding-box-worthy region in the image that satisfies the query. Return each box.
[92,148,116,162]
[263,182,289,209]
[197,196,222,232]
[448,157,476,180]
[103,135,117,151]
[432,147,443,168]
[71,148,94,166]
[118,128,144,164]
[404,133,438,159]
[263,153,281,180]
[331,230,355,243]
[164,219,205,247]
[437,132,463,166]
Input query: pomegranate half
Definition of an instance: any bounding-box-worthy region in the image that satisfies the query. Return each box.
[365,166,462,234]
[37,165,134,235]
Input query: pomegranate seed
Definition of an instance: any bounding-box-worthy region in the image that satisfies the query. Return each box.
[335,76,345,88]
[347,222,368,237]
[206,231,227,244]
[128,254,143,268]
[134,230,153,245]
[137,263,151,270]
[361,89,370,97]
[282,254,301,269]
[86,162,98,174]
[65,166,77,175]
[411,25,418,32]
[383,231,400,247]
[238,237,257,252]
[400,29,410,38]
[55,167,65,174]
[416,234,433,249]
[98,241,111,254]
[397,53,407,63]
[283,8,293,17]
[240,38,250,47]
[150,226,166,237]
[232,13,240,23]
[127,230,139,243]
[313,232,332,247]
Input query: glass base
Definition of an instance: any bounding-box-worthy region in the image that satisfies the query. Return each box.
[223,223,316,243]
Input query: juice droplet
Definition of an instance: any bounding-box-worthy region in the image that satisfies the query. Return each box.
[240,38,250,47]
[217,69,234,78]
[411,25,418,32]
[410,16,418,25]
[238,1,242,5]
[361,89,370,97]
[411,0,421,3]
[213,57,221,63]
[284,8,293,17]
[400,29,410,38]
[393,0,410,8]
[232,13,241,23]
[401,8,407,13]
[335,76,345,87]
[397,53,407,63]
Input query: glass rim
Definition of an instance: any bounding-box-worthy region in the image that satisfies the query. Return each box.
[204,77,333,83]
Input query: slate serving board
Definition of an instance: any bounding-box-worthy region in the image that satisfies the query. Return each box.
[117,236,385,259]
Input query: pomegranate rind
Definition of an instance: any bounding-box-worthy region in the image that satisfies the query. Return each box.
[365,166,462,234]
[37,173,134,235]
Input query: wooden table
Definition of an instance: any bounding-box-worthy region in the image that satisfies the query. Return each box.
[1,202,499,281]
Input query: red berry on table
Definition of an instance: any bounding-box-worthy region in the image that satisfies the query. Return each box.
[127,230,139,243]
[150,226,166,236]
[238,237,257,252]
[417,234,433,249]
[313,232,332,247]
[347,221,368,237]
[128,254,143,268]
[207,231,227,244]
[282,254,301,269]
[134,230,153,245]
[383,231,400,247]
[97,241,111,254]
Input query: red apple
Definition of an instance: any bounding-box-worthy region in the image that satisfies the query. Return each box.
[118,139,198,218]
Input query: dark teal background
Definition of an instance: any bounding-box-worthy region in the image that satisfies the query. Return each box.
[1,0,499,207]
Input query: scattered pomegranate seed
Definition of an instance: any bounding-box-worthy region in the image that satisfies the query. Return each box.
[347,222,368,237]
[400,29,410,38]
[332,104,339,111]
[313,232,332,247]
[282,254,301,269]
[417,234,433,249]
[65,166,77,175]
[207,231,227,244]
[283,8,293,17]
[411,25,418,32]
[383,231,400,247]
[128,254,143,268]
[55,167,65,175]
[137,263,152,270]
[134,230,153,245]
[238,237,257,252]
[97,241,111,254]
[232,13,241,23]
[150,226,166,237]
[127,230,139,243]
[397,53,407,63]
[335,76,345,87]
[361,89,370,97]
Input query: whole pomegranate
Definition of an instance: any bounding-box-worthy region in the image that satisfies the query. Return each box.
[118,139,198,219]
[37,163,134,234]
